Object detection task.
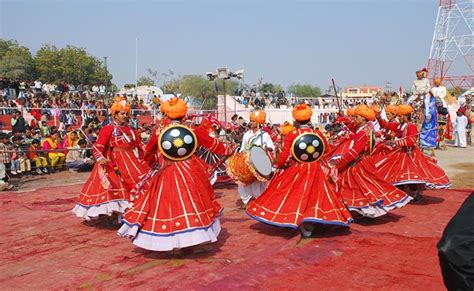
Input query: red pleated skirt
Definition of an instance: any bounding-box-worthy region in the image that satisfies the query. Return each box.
[246,162,352,229]
[338,156,412,217]
[376,147,451,189]
[121,156,223,235]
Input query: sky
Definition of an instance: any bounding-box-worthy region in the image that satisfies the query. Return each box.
[1,0,439,91]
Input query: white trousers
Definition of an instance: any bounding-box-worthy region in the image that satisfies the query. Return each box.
[238,181,267,205]
[454,131,467,147]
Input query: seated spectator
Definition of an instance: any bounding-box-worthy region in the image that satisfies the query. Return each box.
[11,110,27,134]
[63,130,79,149]
[22,129,34,147]
[42,132,65,172]
[13,137,31,176]
[65,139,94,172]
[28,139,48,175]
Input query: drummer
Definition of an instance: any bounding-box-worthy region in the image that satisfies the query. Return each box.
[238,111,275,209]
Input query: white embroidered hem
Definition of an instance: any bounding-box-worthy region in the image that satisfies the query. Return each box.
[72,200,130,220]
[117,218,222,251]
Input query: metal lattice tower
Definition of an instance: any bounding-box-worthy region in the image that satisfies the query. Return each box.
[427,0,473,88]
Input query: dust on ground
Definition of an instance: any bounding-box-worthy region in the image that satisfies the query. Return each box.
[435,145,474,189]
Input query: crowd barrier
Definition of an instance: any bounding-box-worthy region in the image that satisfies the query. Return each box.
[0,107,218,131]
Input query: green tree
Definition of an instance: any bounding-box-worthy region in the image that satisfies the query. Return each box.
[288,83,321,97]
[259,82,284,94]
[0,46,35,79]
[0,39,19,59]
[214,79,240,97]
[34,44,61,82]
[137,76,155,86]
[34,44,112,85]
[179,75,215,109]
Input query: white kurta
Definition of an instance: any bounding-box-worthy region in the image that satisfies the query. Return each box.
[454,115,468,147]
[238,129,275,205]
[411,78,431,96]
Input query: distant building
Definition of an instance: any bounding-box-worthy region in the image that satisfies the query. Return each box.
[343,86,382,99]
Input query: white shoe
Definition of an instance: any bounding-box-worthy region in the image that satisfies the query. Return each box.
[11,171,17,175]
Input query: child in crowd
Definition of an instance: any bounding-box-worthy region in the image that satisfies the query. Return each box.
[40,121,50,137]
[14,137,31,175]
[28,139,48,175]
[9,138,20,175]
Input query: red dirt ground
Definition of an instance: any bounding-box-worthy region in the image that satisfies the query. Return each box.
[0,184,470,290]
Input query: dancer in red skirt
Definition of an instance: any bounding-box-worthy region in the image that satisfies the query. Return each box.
[72,97,149,220]
[329,105,412,218]
[118,98,232,251]
[247,103,352,238]
[376,105,451,202]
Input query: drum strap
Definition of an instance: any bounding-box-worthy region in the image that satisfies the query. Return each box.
[249,131,264,147]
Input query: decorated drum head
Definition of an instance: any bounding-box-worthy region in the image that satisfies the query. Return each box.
[249,146,273,178]
[291,132,325,163]
[158,124,197,161]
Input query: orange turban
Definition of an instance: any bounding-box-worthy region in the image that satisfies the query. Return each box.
[292,102,313,121]
[160,97,188,119]
[385,105,397,114]
[110,97,131,116]
[354,105,375,121]
[250,111,266,124]
[280,121,296,136]
[396,104,414,116]
[346,108,355,116]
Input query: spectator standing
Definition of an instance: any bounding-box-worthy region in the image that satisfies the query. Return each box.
[129,113,139,129]
[9,138,20,175]
[11,110,26,134]
[454,110,468,148]
[99,84,106,96]
[34,80,42,93]
[0,133,13,190]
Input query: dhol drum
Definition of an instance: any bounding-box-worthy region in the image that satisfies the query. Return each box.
[227,146,273,184]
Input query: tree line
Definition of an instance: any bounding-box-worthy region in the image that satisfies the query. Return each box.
[0,39,112,86]
[135,70,322,109]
